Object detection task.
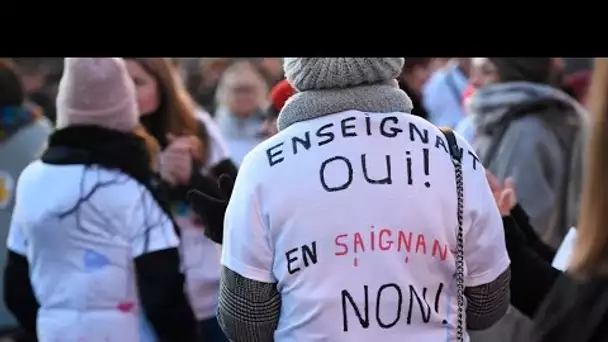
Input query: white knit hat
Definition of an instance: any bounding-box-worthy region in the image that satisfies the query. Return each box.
[56,58,138,132]
[283,58,404,91]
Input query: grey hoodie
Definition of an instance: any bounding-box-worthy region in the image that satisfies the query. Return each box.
[470,81,586,249]
[468,82,587,342]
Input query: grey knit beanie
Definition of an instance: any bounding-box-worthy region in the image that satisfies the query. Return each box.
[284,58,404,91]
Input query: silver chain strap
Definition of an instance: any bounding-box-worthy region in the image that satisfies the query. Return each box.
[441,128,465,342]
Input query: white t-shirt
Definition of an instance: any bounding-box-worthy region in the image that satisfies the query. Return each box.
[222,110,510,342]
[7,161,179,342]
[176,109,229,320]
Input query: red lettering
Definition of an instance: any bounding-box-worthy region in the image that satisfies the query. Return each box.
[398,231,412,252]
[432,240,448,261]
[415,234,427,254]
[335,234,349,256]
[354,232,365,253]
[379,229,393,251]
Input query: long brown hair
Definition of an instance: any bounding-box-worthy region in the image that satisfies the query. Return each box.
[125,58,207,164]
[569,58,608,278]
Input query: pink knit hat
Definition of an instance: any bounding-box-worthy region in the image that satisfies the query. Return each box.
[56,58,138,132]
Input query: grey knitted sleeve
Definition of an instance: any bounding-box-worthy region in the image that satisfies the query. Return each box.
[465,268,511,330]
[217,266,281,342]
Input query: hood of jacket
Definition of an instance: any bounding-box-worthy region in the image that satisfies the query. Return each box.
[469,81,587,139]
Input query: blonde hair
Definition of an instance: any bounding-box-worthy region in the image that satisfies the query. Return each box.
[215,60,269,110]
[569,58,608,278]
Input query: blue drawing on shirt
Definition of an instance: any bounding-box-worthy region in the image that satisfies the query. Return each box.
[175,201,190,217]
[83,249,110,271]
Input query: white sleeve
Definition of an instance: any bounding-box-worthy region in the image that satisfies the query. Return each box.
[459,136,510,287]
[195,109,231,167]
[7,219,27,256]
[221,153,275,283]
[127,185,180,258]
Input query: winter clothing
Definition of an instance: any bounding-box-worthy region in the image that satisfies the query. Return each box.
[6,126,200,342]
[5,58,200,342]
[219,58,510,342]
[56,58,138,132]
[470,82,586,249]
[468,81,587,342]
[533,275,608,342]
[214,107,265,166]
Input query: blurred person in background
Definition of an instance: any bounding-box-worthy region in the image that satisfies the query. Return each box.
[256,58,284,87]
[430,58,450,72]
[466,57,587,342]
[563,70,591,105]
[4,58,199,341]
[455,57,493,143]
[0,59,52,339]
[423,57,471,128]
[187,78,296,247]
[12,59,56,124]
[530,56,608,342]
[214,60,268,165]
[194,58,235,115]
[397,58,432,120]
[125,57,235,342]
[480,58,608,341]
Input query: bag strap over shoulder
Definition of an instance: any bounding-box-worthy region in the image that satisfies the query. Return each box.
[440,127,465,342]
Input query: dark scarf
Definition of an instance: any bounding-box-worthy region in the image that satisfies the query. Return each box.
[41,125,174,221]
[0,104,41,143]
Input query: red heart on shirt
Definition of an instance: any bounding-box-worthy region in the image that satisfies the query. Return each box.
[116,302,135,312]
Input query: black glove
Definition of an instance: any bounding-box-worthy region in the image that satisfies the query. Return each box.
[187,174,234,244]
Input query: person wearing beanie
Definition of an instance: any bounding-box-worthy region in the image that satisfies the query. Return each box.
[465,57,587,342]
[5,58,200,342]
[214,58,510,342]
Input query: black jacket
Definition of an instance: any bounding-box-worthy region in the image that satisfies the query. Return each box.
[506,205,608,342]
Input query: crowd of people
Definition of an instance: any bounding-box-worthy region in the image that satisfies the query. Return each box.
[0,57,602,341]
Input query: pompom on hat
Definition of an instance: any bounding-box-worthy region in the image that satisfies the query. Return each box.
[268,79,296,117]
[56,58,138,132]
[284,58,405,91]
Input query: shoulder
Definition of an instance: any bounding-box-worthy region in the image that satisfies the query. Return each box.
[503,116,561,153]
[423,70,449,96]
[3,117,52,158]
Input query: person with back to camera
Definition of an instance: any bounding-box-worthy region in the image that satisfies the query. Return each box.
[3,58,200,341]
[209,58,510,342]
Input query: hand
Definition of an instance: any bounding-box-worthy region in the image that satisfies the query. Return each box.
[159,135,193,187]
[187,174,234,244]
[486,171,517,216]
[167,133,202,162]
